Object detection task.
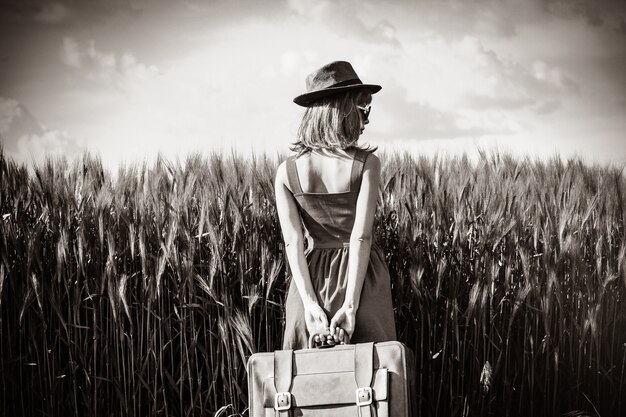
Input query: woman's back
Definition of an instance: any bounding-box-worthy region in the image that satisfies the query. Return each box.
[294,150,356,194]
[285,149,371,248]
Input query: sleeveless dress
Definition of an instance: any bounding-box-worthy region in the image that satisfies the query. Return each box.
[282,148,397,350]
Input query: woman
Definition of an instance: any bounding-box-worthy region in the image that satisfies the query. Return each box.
[274,61,396,349]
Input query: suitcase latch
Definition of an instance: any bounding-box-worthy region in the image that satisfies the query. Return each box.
[274,392,292,411]
[356,387,373,406]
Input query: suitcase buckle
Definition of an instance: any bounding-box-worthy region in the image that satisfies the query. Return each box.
[274,392,292,411]
[356,387,373,406]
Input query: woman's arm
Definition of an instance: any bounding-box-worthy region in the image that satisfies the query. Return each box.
[274,161,329,336]
[329,153,381,340]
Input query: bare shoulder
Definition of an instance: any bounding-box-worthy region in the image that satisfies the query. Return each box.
[274,160,290,190]
[363,152,381,173]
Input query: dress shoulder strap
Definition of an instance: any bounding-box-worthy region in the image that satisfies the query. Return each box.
[285,156,303,195]
[350,149,371,192]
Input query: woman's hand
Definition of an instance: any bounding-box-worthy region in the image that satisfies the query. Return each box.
[311,326,349,347]
[304,301,329,337]
[329,304,357,342]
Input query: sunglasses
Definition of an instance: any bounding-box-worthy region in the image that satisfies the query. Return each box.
[356,105,371,121]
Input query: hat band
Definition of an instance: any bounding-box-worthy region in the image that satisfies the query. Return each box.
[325,78,362,89]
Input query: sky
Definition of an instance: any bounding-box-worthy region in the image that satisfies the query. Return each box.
[0,0,625,170]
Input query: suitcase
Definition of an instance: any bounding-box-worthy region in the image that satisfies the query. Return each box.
[247,341,416,416]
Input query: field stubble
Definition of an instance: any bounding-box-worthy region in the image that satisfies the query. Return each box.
[0,149,624,417]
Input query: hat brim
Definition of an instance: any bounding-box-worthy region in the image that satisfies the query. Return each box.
[293,83,382,107]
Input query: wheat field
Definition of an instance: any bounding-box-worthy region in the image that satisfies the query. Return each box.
[0,148,624,417]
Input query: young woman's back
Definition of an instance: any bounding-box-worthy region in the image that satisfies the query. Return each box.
[294,150,356,194]
[283,148,370,247]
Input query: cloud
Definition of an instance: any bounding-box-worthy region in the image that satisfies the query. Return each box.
[372,80,514,141]
[376,0,542,40]
[59,37,160,93]
[358,32,587,143]
[60,37,81,68]
[0,0,139,25]
[0,98,22,133]
[32,2,73,23]
[16,130,85,163]
[0,97,84,163]
[0,98,43,141]
[287,0,401,46]
[618,18,626,35]
[455,38,579,103]
[547,0,626,32]
[456,50,578,115]
[530,60,579,91]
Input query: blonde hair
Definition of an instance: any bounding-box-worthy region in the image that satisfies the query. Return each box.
[291,89,376,155]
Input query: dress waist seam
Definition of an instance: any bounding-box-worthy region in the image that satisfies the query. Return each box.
[307,241,383,250]
[309,241,350,249]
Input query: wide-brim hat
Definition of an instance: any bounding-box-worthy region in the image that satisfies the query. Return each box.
[293,61,381,107]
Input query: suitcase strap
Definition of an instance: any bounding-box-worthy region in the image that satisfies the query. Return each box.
[355,342,376,417]
[273,350,293,417]
[272,343,378,417]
